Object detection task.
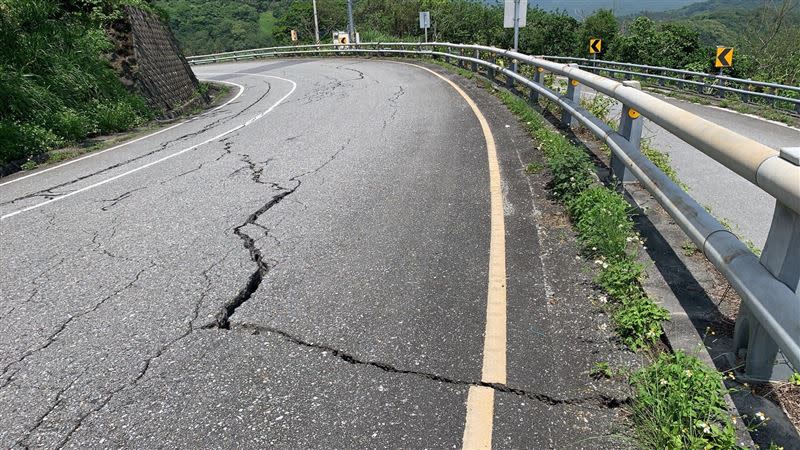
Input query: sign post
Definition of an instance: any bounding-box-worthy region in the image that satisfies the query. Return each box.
[503,0,527,73]
[419,11,430,43]
[290,29,298,44]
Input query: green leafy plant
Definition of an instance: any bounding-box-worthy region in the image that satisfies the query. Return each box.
[681,241,698,257]
[789,372,800,386]
[0,0,154,165]
[595,258,645,301]
[590,361,614,379]
[631,351,741,450]
[613,294,670,350]
[567,186,634,259]
[580,94,616,124]
[524,162,544,174]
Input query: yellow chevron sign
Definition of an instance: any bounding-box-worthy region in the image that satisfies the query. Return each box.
[589,38,602,54]
[715,47,733,68]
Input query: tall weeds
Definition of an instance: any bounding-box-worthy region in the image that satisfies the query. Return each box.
[0,0,153,165]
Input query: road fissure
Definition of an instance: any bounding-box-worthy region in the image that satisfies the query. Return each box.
[232,322,630,408]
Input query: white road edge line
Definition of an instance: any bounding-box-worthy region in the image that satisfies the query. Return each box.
[0,80,246,189]
[1,75,295,221]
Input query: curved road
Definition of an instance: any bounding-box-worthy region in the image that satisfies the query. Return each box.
[0,59,633,448]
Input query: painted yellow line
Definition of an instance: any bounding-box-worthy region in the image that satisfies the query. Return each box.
[462,386,495,449]
[389,61,506,450]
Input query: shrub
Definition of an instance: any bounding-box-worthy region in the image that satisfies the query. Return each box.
[0,0,153,165]
[0,121,62,163]
[546,143,594,200]
[631,351,740,449]
[53,108,98,141]
[595,258,645,301]
[568,186,634,258]
[613,294,670,350]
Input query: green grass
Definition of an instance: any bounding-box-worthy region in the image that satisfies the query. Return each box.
[0,0,154,166]
[631,351,742,450]
[524,162,544,174]
[464,74,738,449]
[589,361,614,379]
[495,88,669,351]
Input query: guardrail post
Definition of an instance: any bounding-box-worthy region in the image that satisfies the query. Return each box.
[561,65,581,128]
[612,80,643,184]
[716,79,726,98]
[506,57,515,91]
[472,49,478,72]
[529,66,543,105]
[488,54,496,83]
[735,146,800,380]
[458,48,464,68]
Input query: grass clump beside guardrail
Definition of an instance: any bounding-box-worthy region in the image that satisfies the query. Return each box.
[631,351,743,449]
[491,86,741,449]
[500,89,668,350]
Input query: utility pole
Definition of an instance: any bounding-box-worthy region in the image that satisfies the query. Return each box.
[513,0,520,53]
[513,0,520,73]
[346,0,355,44]
[312,0,320,46]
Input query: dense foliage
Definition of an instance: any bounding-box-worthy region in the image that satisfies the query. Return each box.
[158,0,799,85]
[0,0,153,165]
[154,0,277,55]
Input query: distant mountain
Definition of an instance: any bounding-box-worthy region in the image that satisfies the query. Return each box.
[503,0,706,17]
[637,0,761,19]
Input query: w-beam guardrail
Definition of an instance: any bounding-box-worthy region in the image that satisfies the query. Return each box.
[187,42,800,381]
[541,56,800,115]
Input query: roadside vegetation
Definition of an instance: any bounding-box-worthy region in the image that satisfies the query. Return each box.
[158,0,799,89]
[471,66,747,448]
[0,0,155,167]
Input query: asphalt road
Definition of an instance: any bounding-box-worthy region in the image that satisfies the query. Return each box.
[605,92,800,249]
[0,59,634,448]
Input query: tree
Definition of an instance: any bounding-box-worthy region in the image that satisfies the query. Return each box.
[579,9,618,56]
[519,8,581,56]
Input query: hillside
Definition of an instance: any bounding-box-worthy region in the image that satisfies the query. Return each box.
[153,0,278,55]
[0,0,154,166]
[526,0,703,16]
[155,0,798,85]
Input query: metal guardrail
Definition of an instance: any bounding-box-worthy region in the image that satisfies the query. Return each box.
[188,43,800,381]
[540,56,800,115]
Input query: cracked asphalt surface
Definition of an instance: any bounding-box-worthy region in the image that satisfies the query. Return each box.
[0,59,636,448]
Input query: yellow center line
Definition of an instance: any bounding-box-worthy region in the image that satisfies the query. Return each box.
[389,61,506,450]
